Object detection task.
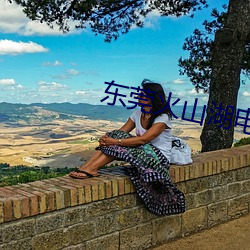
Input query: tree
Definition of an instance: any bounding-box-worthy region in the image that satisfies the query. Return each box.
[200,0,250,152]
[8,0,250,152]
[8,0,208,42]
[179,2,250,152]
[179,6,250,92]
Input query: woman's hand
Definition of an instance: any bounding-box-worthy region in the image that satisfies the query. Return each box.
[98,135,117,147]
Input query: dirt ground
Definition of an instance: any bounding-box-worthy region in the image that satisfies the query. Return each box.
[152,213,250,250]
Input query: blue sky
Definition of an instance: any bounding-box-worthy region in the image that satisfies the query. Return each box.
[0,0,249,108]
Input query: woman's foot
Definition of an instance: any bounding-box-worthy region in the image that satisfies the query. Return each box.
[69,168,99,179]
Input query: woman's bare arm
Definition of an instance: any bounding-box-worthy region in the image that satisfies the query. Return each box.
[101,122,168,147]
[118,118,135,133]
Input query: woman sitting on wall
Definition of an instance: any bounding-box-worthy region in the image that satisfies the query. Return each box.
[69,79,185,216]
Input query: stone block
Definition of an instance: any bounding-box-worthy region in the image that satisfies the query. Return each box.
[185,193,195,210]
[84,194,136,218]
[185,178,209,193]
[228,195,249,219]
[64,207,85,227]
[2,218,36,243]
[120,222,152,250]
[36,212,64,234]
[86,232,119,250]
[194,189,214,207]
[0,238,32,250]
[228,183,241,198]
[175,182,187,193]
[62,244,86,250]
[152,214,181,245]
[208,201,227,227]
[0,228,2,244]
[216,171,235,186]
[32,228,70,250]
[245,166,250,179]
[93,213,118,237]
[181,206,207,236]
[235,168,246,181]
[115,206,152,230]
[67,221,96,244]
[0,200,4,223]
[241,179,250,194]
[213,185,228,201]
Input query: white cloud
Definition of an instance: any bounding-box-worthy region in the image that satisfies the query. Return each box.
[175,91,186,97]
[17,84,24,89]
[52,74,68,79]
[82,70,99,76]
[172,79,185,84]
[144,9,161,29]
[0,0,82,36]
[0,78,16,85]
[0,78,25,91]
[43,60,63,66]
[0,39,48,55]
[188,89,198,95]
[38,81,68,91]
[75,91,86,95]
[243,91,250,97]
[68,69,80,76]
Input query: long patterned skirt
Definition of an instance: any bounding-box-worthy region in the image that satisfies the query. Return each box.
[97,130,185,216]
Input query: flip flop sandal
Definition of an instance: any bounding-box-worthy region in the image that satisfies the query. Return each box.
[69,169,100,179]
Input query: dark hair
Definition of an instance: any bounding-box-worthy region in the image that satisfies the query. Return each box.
[141,79,172,129]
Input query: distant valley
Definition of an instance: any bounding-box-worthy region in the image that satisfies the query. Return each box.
[0,102,245,167]
[0,102,126,167]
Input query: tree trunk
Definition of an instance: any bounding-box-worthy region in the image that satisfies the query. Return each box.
[200,0,250,152]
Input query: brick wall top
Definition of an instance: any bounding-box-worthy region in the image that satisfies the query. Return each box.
[0,145,250,224]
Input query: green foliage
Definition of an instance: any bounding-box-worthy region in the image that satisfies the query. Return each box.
[8,0,208,42]
[234,137,250,147]
[179,5,250,92]
[0,164,78,187]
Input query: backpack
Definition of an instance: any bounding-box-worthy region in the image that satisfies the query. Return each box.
[170,136,193,165]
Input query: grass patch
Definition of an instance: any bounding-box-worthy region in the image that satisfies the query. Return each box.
[0,162,123,187]
[0,163,77,187]
[234,137,250,147]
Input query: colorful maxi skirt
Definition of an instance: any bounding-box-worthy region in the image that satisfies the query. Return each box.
[97,130,185,216]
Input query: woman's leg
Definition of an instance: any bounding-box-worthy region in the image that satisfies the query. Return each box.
[70,151,116,178]
[81,150,103,168]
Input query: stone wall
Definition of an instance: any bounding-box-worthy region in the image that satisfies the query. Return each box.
[0,145,250,250]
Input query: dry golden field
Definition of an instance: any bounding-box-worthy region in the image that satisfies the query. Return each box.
[0,117,245,167]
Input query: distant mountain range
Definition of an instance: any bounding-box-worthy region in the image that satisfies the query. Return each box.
[0,102,206,124]
[0,102,132,124]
